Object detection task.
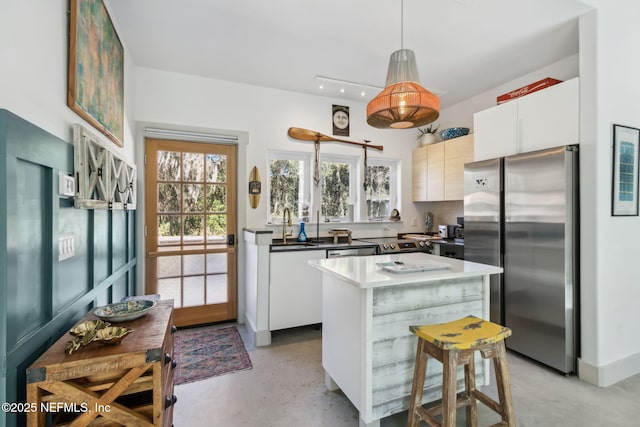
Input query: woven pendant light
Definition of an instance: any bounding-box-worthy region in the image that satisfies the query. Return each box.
[367,2,439,129]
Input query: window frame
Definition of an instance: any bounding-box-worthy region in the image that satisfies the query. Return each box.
[266,150,312,224]
[266,150,401,224]
[319,153,360,221]
[364,157,400,220]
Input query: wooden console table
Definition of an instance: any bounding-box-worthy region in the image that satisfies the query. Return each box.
[26,300,176,426]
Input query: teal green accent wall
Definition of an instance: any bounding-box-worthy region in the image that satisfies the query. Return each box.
[0,110,137,427]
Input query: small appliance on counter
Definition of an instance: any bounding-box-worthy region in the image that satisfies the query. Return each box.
[438,224,460,239]
[455,216,464,239]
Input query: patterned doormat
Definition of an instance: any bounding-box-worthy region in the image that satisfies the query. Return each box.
[174,325,253,385]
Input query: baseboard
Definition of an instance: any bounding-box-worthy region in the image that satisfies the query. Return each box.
[578,351,640,387]
[244,312,271,347]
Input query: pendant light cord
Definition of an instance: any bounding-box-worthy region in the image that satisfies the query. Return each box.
[400,0,404,50]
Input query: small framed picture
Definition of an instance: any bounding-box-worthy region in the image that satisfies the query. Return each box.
[611,124,640,216]
[332,105,350,136]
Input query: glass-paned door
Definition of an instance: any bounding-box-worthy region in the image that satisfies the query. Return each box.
[145,139,237,327]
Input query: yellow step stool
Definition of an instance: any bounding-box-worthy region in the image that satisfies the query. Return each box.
[407,315,515,427]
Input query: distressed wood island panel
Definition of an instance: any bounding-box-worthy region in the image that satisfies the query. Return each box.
[310,253,501,427]
[370,277,485,420]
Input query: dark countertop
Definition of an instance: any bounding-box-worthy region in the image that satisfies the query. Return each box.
[269,235,464,252]
[269,238,378,252]
[430,238,465,246]
[243,227,274,234]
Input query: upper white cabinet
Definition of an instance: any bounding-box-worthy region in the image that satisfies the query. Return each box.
[473,77,579,161]
[473,100,518,161]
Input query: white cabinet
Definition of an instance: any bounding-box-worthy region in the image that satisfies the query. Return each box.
[518,77,579,153]
[269,249,325,330]
[473,100,518,161]
[473,77,579,161]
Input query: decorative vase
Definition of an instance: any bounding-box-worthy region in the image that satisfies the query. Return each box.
[297,222,308,242]
[420,133,437,146]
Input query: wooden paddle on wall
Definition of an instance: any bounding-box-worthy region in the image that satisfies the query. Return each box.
[287,127,384,151]
[288,127,384,186]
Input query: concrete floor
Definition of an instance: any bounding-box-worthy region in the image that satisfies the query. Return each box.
[173,324,640,426]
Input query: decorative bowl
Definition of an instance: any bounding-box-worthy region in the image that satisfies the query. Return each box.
[439,127,470,140]
[65,325,134,353]
[69,319,111,336]
[93,300,157,322]
[93,326,134,345]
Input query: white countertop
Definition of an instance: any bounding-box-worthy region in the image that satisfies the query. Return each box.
[308,253,503,289]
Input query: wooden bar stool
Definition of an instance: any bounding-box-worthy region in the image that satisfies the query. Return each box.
[407,315,515,427]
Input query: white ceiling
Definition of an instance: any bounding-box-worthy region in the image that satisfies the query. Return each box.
[105,0,592,108]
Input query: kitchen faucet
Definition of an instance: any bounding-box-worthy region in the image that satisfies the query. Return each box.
[282,208,292,243]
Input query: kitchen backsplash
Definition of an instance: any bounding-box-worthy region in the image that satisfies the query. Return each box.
[265,219,407,239]
[264,200,465,238]
[421,201,464,231]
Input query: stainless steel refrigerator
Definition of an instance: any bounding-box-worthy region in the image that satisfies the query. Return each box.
[464,145,579,374]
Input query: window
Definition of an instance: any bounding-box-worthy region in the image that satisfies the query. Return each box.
[365,159,398,220]
[267,151,310,223]
[320,154,358,220]
[267,150,399,224]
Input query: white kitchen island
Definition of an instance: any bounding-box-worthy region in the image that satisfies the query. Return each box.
[308,253,503,427]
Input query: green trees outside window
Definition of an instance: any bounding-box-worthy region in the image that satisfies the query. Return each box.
[269,159,302,219]
[157,151,228,245]
[366,164,391,219]
[268,151,396,223]
[321,161,350,218]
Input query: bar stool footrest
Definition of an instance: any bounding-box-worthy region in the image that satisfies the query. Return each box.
[471,389,502,416]
[422,392,473,418]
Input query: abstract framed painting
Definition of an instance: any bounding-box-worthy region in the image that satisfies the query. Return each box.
[611,124,640,216]
[68,0,124,147]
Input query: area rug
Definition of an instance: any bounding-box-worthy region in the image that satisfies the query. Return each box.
[173,325,252,385]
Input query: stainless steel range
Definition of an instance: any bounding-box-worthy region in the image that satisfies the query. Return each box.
[356,237,432,255]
